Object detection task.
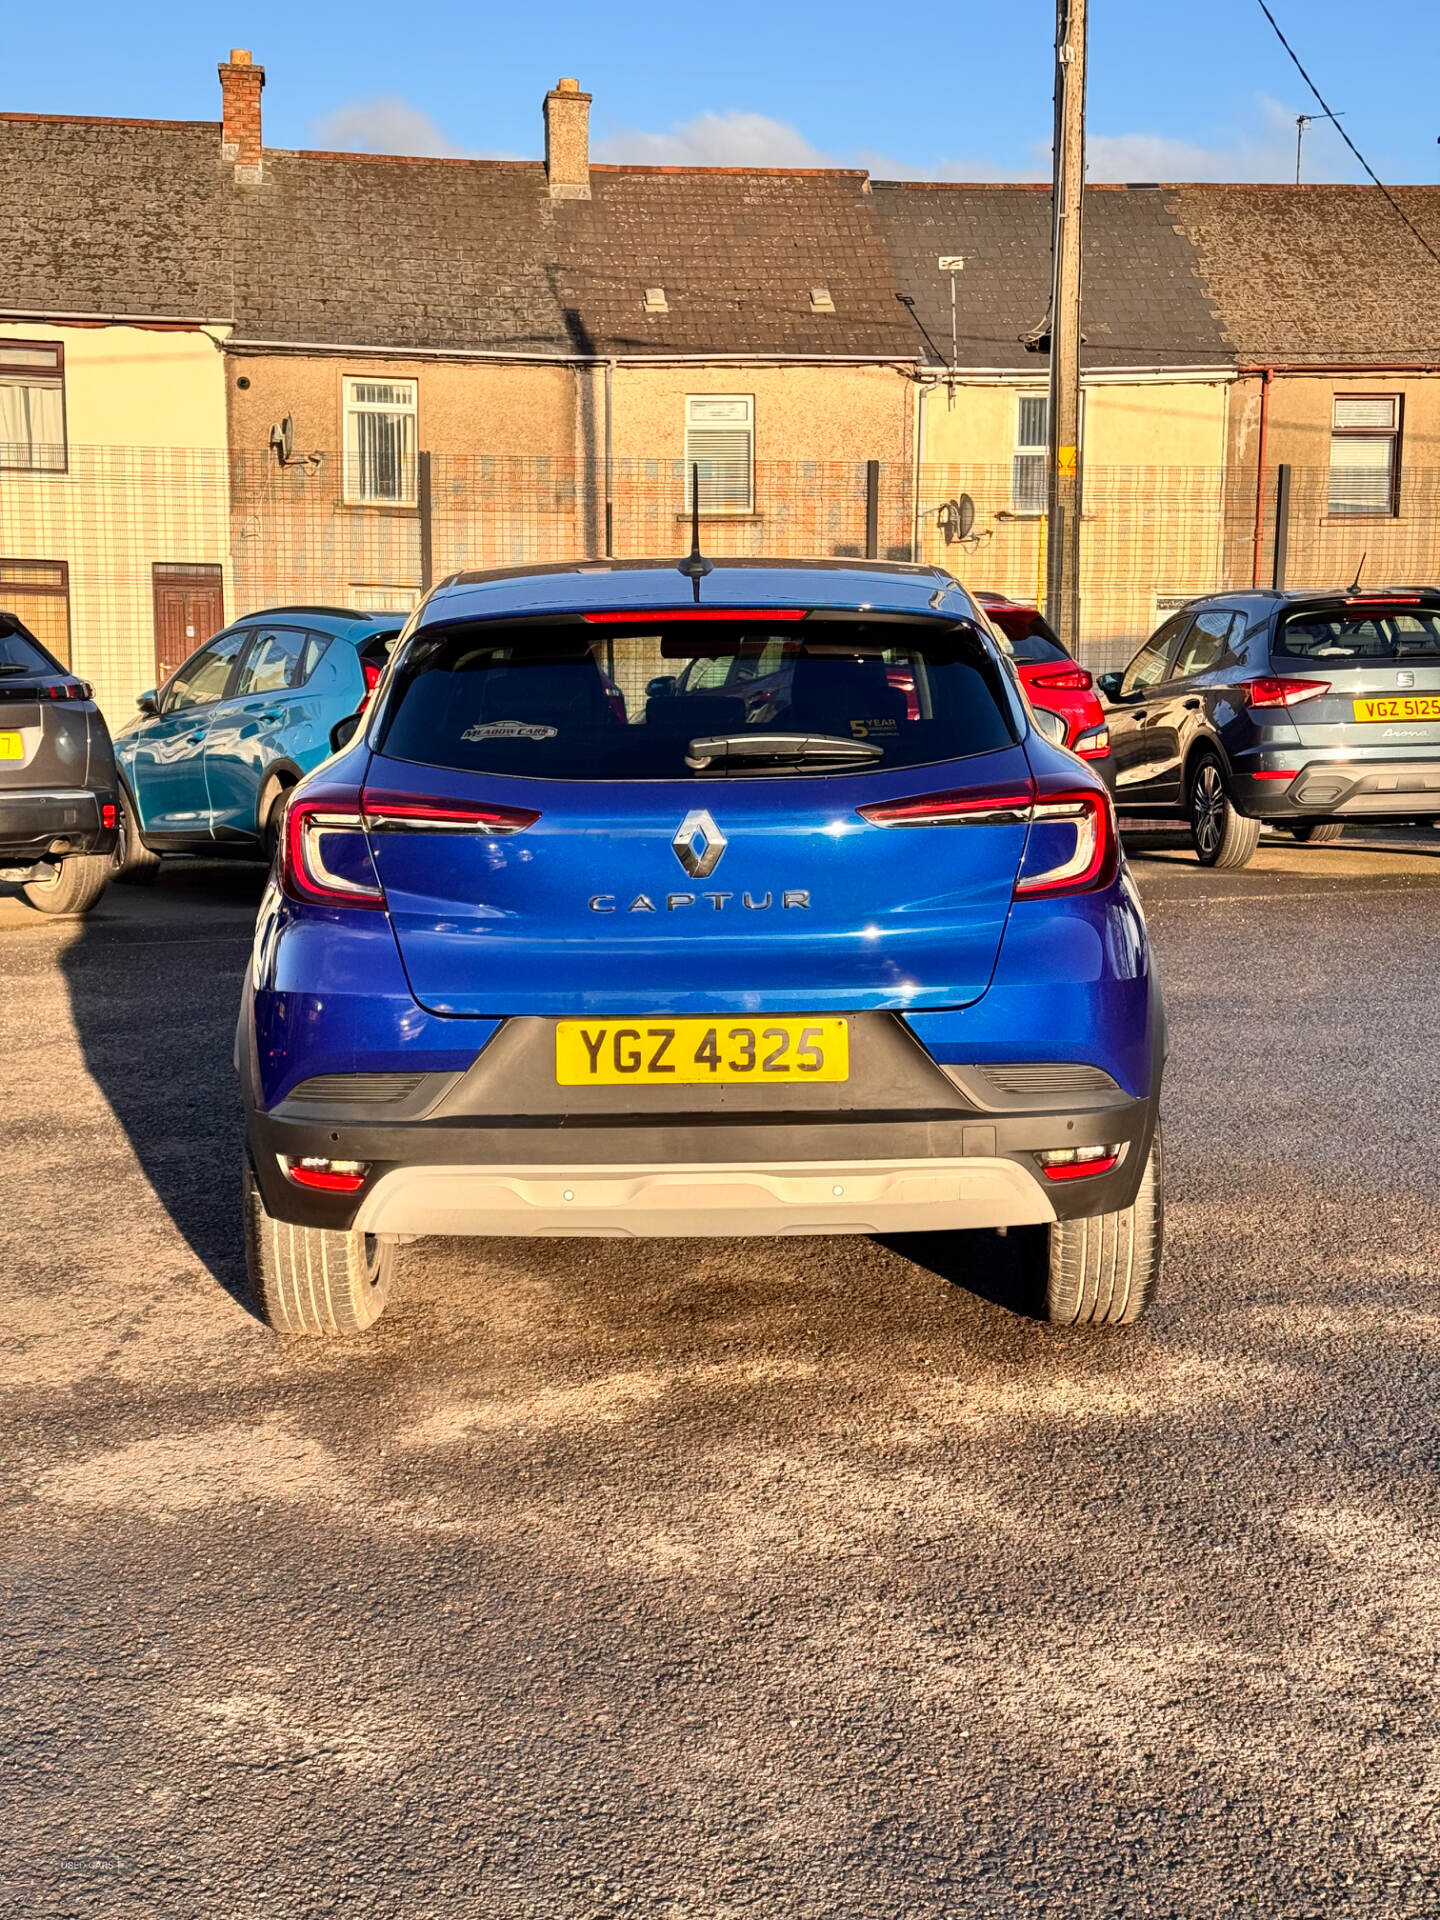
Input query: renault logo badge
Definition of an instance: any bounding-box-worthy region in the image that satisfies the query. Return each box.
[672,809,726,879]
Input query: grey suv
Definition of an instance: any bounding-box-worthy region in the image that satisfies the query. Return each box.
[1100,587,1440,868]
[0,613,119,914]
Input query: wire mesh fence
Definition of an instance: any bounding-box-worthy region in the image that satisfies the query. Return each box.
[5,446,1440,718]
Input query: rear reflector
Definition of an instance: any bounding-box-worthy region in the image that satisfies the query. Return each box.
[582,608,809,623]
[1029,667,1092,691]
[1039,1144,1121,1180]
[1241,676,1329,708]
[1251,768,1297,781]
[284,1156,370,1193]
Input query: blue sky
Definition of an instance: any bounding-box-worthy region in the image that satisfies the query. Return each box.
[7,0,1437,183]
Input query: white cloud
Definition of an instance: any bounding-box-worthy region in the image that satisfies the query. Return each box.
[1086,94,1353,184]
[311,97,475,159]
[593,109,831,169]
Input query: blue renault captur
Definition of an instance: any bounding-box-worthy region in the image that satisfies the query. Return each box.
[238,560,1165,1336]
[113,606,401,871]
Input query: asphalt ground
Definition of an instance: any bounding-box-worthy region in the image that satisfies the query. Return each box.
[3,824,1440,1918]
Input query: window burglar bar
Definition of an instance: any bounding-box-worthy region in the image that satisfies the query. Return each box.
[343,378,417,506]
[1329,394,1401,517]
[684,395,754,514]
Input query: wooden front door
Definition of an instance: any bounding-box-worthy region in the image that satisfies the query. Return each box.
[152,564,225,689]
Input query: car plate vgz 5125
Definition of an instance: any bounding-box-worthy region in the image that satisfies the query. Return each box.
[555,1017,850,1086]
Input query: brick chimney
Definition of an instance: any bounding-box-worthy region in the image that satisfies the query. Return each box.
[219,49,265,184]
[544,77,591,200]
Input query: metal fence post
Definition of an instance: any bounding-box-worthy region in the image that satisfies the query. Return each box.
[1271,462,1291,592]
[864,460,879,560]
[418,449,434,592]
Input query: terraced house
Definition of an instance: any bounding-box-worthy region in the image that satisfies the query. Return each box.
[3,47,1439,713]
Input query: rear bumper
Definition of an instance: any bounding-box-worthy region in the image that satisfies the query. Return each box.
[0,786,117,862]
[1235,758,1440,819]
[348,1155,1058,1238]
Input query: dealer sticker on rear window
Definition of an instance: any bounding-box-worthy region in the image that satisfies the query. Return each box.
[461,721,558,742]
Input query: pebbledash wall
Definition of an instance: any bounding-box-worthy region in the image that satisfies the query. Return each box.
[0,321,231,724]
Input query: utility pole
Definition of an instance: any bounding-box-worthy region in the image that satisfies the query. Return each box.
[1044,0,1086,654]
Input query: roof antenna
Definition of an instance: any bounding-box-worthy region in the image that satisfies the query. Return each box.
[1348,551,1367,594]
[677,462,713,603]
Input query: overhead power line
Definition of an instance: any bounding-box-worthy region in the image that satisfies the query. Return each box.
[1252,0,1440,268]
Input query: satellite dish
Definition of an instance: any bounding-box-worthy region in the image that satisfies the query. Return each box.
[269,415,295,464]
[937,494,976,544]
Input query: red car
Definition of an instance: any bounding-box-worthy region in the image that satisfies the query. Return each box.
[975,592,1111,774]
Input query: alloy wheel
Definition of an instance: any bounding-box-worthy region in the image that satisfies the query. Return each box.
[1191,763,1224,858]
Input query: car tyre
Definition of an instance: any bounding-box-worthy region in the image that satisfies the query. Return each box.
[1042,1127,1163,1327]
[1289,821,1344,845]
[21,854,112,916]
[1188,754,1260,869]
[243,1157,395,1336]
[113,791,162,884]
[257,775,289,868]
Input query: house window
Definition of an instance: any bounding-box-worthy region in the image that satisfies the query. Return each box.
[1012,394,1048,513]
[343,378,417,505]
[0,559,71,665]
[0,341,66,473]
[685,396,754,514]
[1329,395,1401,516]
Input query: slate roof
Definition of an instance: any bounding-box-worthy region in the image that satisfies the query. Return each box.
[871,182,1232,370]
[1164,185,1440,366]
[5,108,1440,370]
[0,114,914,358]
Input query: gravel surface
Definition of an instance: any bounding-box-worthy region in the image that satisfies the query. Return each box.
[3,829,1440,1918]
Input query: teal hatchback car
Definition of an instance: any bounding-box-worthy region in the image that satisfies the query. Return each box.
[114,606,399,872]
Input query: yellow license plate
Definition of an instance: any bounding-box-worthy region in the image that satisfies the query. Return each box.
[555,1016,850,1086]
[0,732,22,761]
[1353,696,1440,722]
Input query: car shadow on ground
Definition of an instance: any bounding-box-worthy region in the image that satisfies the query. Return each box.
[56,859,269,1320]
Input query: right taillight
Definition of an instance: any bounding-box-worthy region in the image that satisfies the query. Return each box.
[1240,676,1330,708]
[1014,786,1118,898]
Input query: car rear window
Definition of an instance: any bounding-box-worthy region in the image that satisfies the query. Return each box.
[379,614,1018,780]
[982,606,1068,664]
[0,623,58,676]
[1275,607,1440,661]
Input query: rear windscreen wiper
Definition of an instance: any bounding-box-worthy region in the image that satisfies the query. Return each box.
[686,732,885,771]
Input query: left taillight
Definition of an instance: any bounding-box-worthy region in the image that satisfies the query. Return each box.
[282,785,386,910]
[280,784,542,910]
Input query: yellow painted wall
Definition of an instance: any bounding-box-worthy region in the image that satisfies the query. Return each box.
[917,376,1233,658]
[0,322,230,719]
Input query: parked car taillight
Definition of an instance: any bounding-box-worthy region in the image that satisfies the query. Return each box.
[1240,676,1330,708]
[361,658,383,693]
[1028,667,1093,692]
[281,783,541,910]
[857,778,1117,899]
[1073,722,1111,760]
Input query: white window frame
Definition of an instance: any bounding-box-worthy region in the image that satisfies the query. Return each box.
[1328,393,1401,518]
[1011,393,1048,515]
[684,394,754,516]
[342,376,418,507]
[0,340,67,474]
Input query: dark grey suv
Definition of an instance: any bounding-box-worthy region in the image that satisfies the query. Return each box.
[0,613,119,914]
[1100,587,1440,868]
